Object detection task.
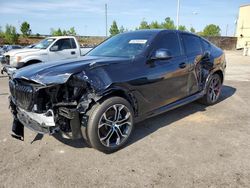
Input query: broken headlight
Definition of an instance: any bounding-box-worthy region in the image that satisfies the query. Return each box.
[67,73,88,100]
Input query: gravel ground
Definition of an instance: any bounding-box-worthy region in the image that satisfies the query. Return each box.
[0,51,250,188]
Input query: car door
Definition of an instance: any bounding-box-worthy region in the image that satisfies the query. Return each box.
[49,38,78,61]
[180,33,204,95]
[143,31,189,110]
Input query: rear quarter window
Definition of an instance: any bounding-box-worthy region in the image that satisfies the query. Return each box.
[201,39,211,52]
[181,34,202,55]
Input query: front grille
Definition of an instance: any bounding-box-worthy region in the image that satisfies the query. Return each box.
[2,55,10,65]
[5,56,10,65]
[9,80,34,110]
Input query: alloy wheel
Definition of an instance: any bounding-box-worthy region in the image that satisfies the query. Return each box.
[98,104,133,147]
[208,76,222,103]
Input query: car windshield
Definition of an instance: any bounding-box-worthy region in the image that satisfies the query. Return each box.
[34,38,56,49]
[12,46,22,49]
[3,46,8,51]
[87,32,155,58]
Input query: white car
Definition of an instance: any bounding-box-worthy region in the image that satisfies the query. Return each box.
[1,36,91,69]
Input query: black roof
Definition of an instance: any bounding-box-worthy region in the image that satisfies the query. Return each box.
[124,29,195,35]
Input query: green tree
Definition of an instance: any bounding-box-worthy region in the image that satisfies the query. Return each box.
[139,20,150,29]
[149,21,162,29]
[67,27,76,35]
[196,31,203,36]
[56,28,62,36]
[62,29,67,35]
[109,21,120,36]
[51,27,77,36]
[190,27,195,33]
[4,24,19,44]
[202,24,221,36]
[178,25,187,31]
[20,21,31,36]
[119,26,125,33]
[51,28,63,36]
[0,26,3,38]
[162,17,176,29]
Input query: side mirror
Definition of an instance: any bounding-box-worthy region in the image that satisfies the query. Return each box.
[50,45,59,52]
[151,49,172,60]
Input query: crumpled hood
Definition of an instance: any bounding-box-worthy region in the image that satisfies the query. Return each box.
[13,56,130,85]
[4,48,41,56]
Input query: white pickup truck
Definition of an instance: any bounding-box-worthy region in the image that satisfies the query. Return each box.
[1,36,92,70]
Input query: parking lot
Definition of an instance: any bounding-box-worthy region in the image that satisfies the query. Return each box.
[0,50,249,187]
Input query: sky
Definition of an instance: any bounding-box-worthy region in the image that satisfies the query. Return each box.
[0,0,249,36]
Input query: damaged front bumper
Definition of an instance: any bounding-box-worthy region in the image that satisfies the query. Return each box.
[10,98,83,141]
[8,69,97,141]
[16,107,58,134]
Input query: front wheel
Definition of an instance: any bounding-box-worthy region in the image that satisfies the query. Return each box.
[83,97,134,153]
[199,73,222,105]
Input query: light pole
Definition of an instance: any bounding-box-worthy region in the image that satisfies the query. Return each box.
[176,0,180,30]
[105,3,108,37]
[225,24,228,36]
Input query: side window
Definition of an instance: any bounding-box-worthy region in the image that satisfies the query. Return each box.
[154,32,181,57]
[53,39,72,50]
[201,39,211,52]
[181,34,202,55]
[70,38,77,49]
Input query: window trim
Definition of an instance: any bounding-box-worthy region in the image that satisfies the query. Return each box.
[70,38,77,49]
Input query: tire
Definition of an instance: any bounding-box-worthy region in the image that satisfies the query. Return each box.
[82,96,134,153]
[199,73,222,105]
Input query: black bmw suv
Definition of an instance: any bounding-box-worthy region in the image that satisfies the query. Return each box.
[8,30,226,152]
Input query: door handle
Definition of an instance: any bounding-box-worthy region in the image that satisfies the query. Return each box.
[179,62,186,69]
[71,51,76,55]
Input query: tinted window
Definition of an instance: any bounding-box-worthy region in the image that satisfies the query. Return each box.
[181,34,202,55]
[154,32,181,57]
[201,39,211,52]
[88,32,155,58]
[53,39,72,50]
[12,46,21,49]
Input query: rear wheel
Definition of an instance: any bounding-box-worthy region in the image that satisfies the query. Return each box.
[82,97,134,153]
[199,73,222,105]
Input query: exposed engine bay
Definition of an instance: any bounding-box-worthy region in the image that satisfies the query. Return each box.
[9,71,99,140]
